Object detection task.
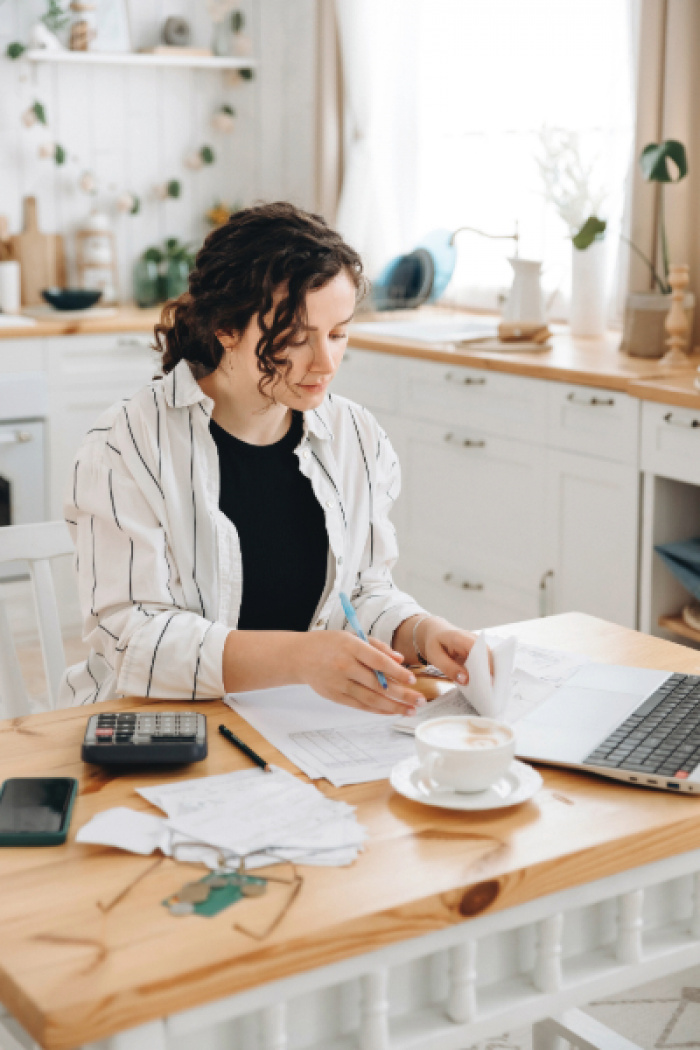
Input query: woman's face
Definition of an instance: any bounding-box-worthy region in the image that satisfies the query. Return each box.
[221,269,357,411]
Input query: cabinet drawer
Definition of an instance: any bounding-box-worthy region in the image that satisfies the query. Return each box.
[402,358,547,442]
[331,347,400,414]
[404,552,538,632]
[547,382,639,463]
[641,401,700,485]
[48,333,158,386]
[402,419,547,587]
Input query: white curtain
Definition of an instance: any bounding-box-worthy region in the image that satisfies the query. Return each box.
[335,0,636,317]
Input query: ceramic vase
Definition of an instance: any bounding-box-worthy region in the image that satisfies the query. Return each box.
[570,239,607,338]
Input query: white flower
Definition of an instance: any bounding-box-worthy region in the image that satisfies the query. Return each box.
[22,107,37,128]
[535,127,607,235]
[38,141,55,159]
[153,183,169,201]
[184,150,204,171]
[212,109,236,133]
[116,192,135,212]
[79,171,97,194]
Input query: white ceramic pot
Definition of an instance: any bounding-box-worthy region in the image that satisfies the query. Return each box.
[570,238,607,338]
[0,261,21,314]
[502,258,545,325]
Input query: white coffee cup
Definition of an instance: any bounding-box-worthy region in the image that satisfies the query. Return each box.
[415,715,515,793]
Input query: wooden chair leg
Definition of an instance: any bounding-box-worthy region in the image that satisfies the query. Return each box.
[534,1009,644,1050]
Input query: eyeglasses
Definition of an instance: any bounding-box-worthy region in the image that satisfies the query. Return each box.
[97,839,303,941]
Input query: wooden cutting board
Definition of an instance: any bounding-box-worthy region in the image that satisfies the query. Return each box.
[9,197,66,305]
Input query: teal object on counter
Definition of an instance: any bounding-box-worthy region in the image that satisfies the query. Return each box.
[655,538,700,601]
[372,229,457,310]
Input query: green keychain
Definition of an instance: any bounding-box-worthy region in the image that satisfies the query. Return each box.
[164,870,267,917]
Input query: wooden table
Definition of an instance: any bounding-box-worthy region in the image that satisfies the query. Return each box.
[2,613,700,1050]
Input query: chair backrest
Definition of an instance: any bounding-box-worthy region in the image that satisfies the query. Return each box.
[0,521,74,716]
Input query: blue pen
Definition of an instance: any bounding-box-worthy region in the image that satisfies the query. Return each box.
[340,591,389,690]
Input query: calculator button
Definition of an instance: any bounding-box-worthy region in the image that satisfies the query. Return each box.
[96,728,114,738]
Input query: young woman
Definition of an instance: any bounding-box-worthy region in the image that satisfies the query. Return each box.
[60,202,479,712]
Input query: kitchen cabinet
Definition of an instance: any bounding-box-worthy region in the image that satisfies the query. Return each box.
[335,350,641,630]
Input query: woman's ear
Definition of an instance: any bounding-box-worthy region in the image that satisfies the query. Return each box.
[215,330,241,351]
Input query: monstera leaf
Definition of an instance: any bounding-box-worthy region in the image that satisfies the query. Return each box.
[640,140,688,183]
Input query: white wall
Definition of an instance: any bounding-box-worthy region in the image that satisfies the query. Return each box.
[0,0,318,299]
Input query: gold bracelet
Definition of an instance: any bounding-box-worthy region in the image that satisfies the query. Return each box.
[412,615,430,666]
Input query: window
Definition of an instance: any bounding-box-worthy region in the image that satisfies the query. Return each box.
[336,0,635,319]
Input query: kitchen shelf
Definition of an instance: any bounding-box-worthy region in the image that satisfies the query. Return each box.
[658,614,700,646]
[26,49,256,70]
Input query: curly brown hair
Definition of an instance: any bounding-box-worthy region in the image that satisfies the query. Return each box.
[154,202,366,393]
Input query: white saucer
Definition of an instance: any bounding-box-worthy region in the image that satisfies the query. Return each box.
[390,756,542,811]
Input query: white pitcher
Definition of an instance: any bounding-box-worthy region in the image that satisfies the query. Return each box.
[502,258,545,325]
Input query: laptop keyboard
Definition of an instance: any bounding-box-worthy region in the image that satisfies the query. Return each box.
[584,673,700,780]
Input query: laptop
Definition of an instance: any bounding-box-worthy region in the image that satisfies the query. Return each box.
[514,663,700,794]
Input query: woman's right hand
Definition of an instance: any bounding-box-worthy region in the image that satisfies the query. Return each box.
[293,631,426,715]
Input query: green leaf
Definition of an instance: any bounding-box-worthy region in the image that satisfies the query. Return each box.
[7,42,26,60]
[130,195,140,215]
[167,179,181,199]
[221,104,235,116]
[572,215,607,251]
[166,237,179,250]
[239,68,254,81]
[144,247,163,264]
[54,144,66,165]
[230,10,245,32]
[200,145,215,165]
[42,0,70,32]
[32,101,47,126]
[639,140,688,183]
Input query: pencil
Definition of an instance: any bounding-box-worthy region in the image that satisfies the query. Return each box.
[218,724,271,771]
[339,591,388,690]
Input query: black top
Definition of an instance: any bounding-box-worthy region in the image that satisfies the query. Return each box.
[210,412,329,632]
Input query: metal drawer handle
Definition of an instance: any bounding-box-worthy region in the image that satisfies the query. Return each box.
[0,430,32,445]
[566,392,615,407]
[445,372,486,386]
[664,411,700,429]
[444,433,486,448]
[444,573,484,591]
[539,569,554,618]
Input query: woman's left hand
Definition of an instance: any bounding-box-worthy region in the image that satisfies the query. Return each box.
[418,616,485,684]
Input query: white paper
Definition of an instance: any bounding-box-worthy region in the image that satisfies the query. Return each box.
[225,685,417,786]
[77,767,367,868]
[396,637,591,735]
[459,633,516,718]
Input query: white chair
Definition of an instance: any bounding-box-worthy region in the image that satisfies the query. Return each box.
[0,521,74,717]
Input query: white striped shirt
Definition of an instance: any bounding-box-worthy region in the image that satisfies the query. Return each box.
[59,358,424,705]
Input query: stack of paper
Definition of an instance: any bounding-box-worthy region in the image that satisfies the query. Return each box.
[225,686,417,787]
[76,766,367,868]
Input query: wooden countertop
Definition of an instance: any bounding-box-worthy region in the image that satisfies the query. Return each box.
[0,304,161,339]
[2,613,700,1050]
[1,302,699,408]
[628,372,700,412]
[349,313,700,395]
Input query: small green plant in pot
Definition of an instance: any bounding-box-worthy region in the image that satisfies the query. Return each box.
[133,238,197,308]
[622,139,693,357]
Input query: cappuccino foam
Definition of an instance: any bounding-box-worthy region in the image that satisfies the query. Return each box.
[420,717,511,751]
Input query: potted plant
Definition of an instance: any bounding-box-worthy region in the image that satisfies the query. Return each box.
[133,238,197,308]
[622,139,693,358]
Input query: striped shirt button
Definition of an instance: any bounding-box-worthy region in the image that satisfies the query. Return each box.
[302,449,311,459]
[325,499,335,509]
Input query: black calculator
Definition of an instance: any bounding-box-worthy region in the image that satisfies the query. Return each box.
[82,711,208,766]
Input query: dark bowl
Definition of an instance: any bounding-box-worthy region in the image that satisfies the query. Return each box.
[41,288,103,311]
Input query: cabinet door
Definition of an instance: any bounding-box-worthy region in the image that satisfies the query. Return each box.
[546,449,639,627]
[401,418,547,588]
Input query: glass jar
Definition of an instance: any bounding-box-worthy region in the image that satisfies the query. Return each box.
[165,257,190,300]
[133,257,160,308]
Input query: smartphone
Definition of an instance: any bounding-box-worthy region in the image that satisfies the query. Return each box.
[0,777,78,846]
